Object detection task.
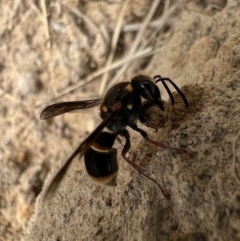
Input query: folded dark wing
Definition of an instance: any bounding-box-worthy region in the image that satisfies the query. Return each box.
[43,111,117,201]
[40,99,102,120]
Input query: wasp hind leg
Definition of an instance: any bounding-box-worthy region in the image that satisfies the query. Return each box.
[120,129,171,199]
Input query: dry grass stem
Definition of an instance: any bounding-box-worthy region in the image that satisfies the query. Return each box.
[28,0,50,47]
[40,0,51,48]
[28,0,45,21]
[163,0,171,14]
[108,0,177,88]
[107,0,162,89]
[35,45,164,106]
[62,1,106,40]
[122,17,170,32]
[138,4,177,51]
[98,1,128,96]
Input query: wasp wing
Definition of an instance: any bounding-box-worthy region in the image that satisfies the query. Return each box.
[43,112,116,201]
[40,99,102,120]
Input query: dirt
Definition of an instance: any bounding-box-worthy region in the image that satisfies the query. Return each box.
[1,0,240,241]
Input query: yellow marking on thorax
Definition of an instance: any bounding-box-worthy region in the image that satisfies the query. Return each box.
[101,105,108,113]
[124,84,133,92]
[127,104,133,110]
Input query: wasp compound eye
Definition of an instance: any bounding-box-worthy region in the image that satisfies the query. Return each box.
[131,75,161,102]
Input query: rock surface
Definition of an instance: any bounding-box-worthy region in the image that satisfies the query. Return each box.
[0,0,240,241]
[27,1,240,241]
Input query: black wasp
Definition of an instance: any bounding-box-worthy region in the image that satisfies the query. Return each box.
[40,75,189,200]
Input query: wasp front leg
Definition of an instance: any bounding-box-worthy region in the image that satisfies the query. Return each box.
[139,100,171,131]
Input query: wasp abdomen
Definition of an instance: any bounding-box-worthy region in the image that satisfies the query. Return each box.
[84,148,118,186]
[84,132,118,186]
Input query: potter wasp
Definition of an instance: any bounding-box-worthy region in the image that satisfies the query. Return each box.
[40,75,188,200]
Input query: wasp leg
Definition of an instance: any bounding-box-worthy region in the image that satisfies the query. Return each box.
[116,136,124,146]
[120,129,170,199]
[143,120,159,132]
[129,123,189,155]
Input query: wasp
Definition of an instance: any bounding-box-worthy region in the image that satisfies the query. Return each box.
[40,75,188,200]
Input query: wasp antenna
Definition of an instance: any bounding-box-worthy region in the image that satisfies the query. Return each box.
[154,75,174,105]
[160,80,175,106]
[154,76,188,108]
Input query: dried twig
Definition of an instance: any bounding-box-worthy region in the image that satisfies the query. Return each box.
[35,45,164,107]
[107,0,162,89]
[61,1,107,41]
[121,18,169,32]
[33,1,180,105]
[98,1,128,96]
[108,2,178,92]
[28,0,51,47]
[163,0,171,14]
[138,4,177,51]
[40,0,51,48]
[28,0,45,21]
